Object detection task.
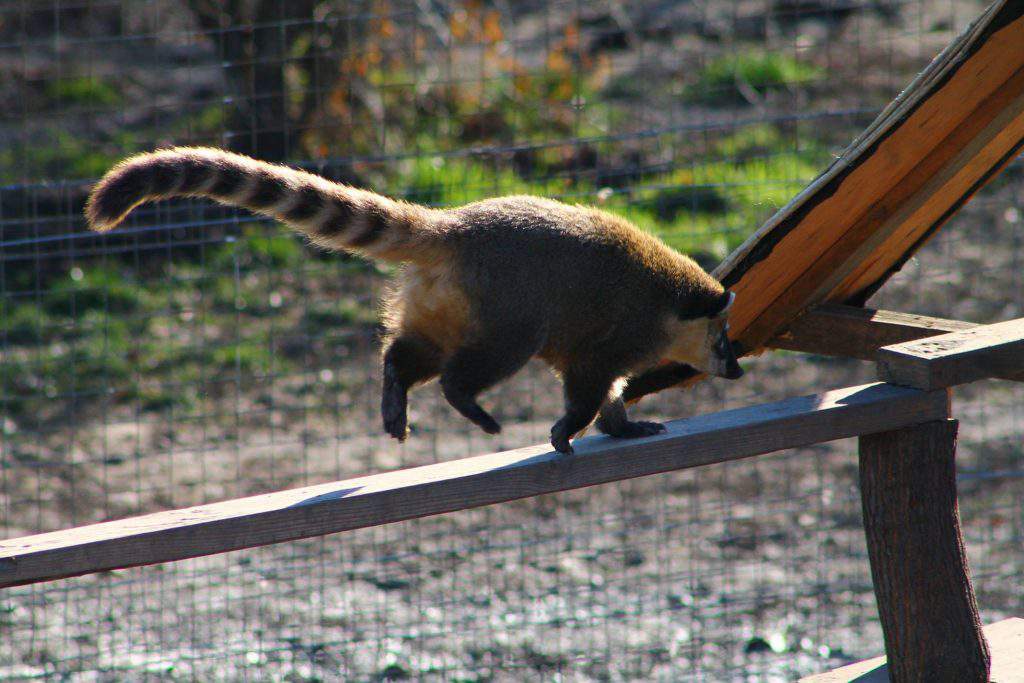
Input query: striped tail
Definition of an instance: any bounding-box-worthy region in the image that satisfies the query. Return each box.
[85,147,446,263]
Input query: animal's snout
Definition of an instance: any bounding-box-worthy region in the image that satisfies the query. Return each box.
[722,361,744,380]
[714,331,744,380]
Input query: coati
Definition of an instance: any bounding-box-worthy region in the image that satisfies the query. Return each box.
[85,147,743,454]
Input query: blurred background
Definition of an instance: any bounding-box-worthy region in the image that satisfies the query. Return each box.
[0,1,1021,680]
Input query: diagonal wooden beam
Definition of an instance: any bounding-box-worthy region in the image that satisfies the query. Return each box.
[715,0,1024,352]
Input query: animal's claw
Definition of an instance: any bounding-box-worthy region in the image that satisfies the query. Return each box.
[381,389,409,441]
[550,420,575,455]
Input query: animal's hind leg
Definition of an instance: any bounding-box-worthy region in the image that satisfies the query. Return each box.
[595,395,666,439]
[382,335,442,441]
[439,332,539,435]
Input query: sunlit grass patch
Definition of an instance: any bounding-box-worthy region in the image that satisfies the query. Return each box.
[689,51,824,105]
[44,76,121,107]
[396,155,568,206]
[392,125,827,260]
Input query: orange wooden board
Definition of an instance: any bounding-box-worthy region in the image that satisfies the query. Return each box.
[715,0,1024,354]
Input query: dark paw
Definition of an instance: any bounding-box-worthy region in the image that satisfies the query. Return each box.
[550,420,574,455]
[383,416,408,441]
[604,420,666,439]
[476,413,502,435]
[443,387,502,435]
[382,391,409,441]
[460,401,501,434]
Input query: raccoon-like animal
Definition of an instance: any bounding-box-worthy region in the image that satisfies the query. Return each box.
[86,147,743,454]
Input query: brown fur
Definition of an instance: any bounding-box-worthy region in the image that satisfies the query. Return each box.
[86,147,742,454]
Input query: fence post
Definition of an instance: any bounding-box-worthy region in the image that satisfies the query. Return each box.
[858,419,990,682]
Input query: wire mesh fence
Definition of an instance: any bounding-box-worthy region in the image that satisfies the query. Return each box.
[0,0,1021,680]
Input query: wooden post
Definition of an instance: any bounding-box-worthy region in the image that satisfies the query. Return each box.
[858,419,990,682]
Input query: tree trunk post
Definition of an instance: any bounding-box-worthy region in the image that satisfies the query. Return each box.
[858,419,990,682]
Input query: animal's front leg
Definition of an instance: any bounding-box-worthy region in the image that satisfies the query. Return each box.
[595,395,666,438]
[620,362,700,402]
[550,367,620,455]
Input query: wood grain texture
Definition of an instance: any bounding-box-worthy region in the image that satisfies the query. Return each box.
[717,4,1024,352]
[800,618,1024,682]
[877,317,1024,389]
[0,382,948,589]
[858,420,989,683]
[627,2,1024,402]
[769,304,978,361]
[827,75,1024,304]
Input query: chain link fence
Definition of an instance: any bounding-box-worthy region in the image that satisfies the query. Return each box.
[1,1,1020,680]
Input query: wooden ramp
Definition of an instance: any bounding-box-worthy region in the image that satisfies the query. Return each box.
[628,0,1024,399]
[800,618,1024,682]
[721,0,1024,348]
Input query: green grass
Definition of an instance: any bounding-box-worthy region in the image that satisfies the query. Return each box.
[392,124,827,259]
[44,76,121,107]
[689,52,823,105]
[0,303,55,345]
[208,340,278,376]
[397,155,568,206]
[0,130,134,183]
[606,132,825,256]
[44,266,156,317]
[0,314,135,420]
[0,232,380,424]
[171,103,227,138]
[302,301,378,330]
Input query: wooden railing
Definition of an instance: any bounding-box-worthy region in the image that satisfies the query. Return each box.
[778,308,1024,681]
[0,381,946,587]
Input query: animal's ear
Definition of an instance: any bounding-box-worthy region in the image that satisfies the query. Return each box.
[707,290,735,318]
[677,288,735,320]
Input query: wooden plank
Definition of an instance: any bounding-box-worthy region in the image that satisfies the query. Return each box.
[768,304,978,360]
[804,68,1024,308]
[800,617,1024,682]
[0,382,947,589]
[827,79,1024,304]
[858,420,989,682]
[877,317,1024,389]
[717,6,1024,352]
[626,2,1024,403]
